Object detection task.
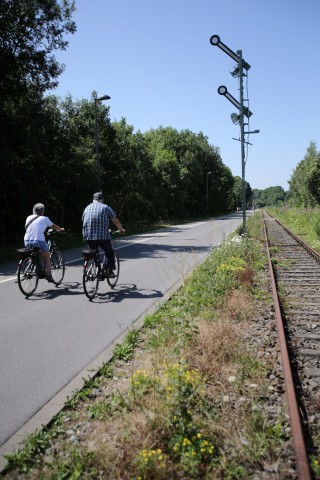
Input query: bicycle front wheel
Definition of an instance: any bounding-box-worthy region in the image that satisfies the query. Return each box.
[106,251,120,288]
[18,257,38,297]
[50,249,65,285]
[83,258,99,299]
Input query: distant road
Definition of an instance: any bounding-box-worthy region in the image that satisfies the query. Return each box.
[0,213,245,456]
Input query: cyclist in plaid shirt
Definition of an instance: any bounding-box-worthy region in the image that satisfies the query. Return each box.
[82,192,125,277]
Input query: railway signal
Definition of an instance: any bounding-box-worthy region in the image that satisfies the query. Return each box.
[210,34,259,231]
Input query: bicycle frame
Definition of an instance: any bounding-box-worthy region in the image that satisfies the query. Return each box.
[82,231,120,300]
[17,230,65,296]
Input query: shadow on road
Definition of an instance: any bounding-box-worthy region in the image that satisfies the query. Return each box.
[19,282,83,300]
[95,283,163,304]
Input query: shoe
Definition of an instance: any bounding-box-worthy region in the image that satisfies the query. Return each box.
[98,273,105,281]
[46,275,54,283]
[108,269,116,278]
[37,268,46,279]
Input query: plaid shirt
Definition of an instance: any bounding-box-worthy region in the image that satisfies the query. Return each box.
[82,202,116,240]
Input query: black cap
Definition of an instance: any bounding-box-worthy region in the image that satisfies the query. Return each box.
[93,192,104,201]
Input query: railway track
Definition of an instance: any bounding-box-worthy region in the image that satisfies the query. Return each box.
[264,212,320,479]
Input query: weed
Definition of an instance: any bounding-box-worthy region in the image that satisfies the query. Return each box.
[112,328,141,361]
[86,392,129,419]
[4,429,51,473]
[310,455,320,476]
[242,411,285,463]
[45,447,97,479]
[65,376,101,409]
[235,352,267,383]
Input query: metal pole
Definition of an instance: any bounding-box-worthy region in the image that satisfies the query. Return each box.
[206,172,212,213]
[94,98,101,192]
[238,50,246,232]
[206,173,209,213]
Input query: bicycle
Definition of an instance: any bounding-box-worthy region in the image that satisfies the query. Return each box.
[82,230,120,300]
[17,229,65,297]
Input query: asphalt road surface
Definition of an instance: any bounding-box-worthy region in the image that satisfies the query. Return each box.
[0,213,245,454]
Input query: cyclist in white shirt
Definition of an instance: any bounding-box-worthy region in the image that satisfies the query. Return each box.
[24,203,64,282]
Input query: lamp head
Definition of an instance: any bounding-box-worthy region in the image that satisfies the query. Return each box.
[210,35,220,46]
[218,85,227,96]
[231,113,240,125]
[96,95,111,101]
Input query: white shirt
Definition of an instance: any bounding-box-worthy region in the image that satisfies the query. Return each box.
[24,215,53,242]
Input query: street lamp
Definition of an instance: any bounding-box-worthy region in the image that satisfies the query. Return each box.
[95,94,111,192]
[206,171,212,213]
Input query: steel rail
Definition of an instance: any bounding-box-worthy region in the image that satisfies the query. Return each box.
[275,218,320,263]
[263,218,312,480]
[268,211,320,262]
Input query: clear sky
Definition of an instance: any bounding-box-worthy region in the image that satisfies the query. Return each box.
[52,0,320,191]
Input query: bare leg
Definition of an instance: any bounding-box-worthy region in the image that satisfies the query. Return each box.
[41,251,51,276]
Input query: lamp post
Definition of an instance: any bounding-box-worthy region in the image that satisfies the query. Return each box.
[94,94,111,192]
[206,171,212,213]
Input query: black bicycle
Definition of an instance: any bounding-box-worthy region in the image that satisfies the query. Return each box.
[17,229,65,297]
[82,231,120,300]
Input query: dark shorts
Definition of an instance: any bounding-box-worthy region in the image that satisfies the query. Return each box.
[87,239,115,269]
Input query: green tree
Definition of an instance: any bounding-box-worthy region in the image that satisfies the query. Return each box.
[0,0,76,242]
[106,118,156,221]
[0,0,76,97]
[232,176,252,210]
[289,142,318,207]
[253,186,287,207]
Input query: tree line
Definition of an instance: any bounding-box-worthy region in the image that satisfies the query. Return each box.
[0,0,255,245]
[253,140,320,209]
[2,1,319,247]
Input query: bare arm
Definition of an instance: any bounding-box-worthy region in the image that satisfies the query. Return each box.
[51,223,65,232]
[111,217,125,234]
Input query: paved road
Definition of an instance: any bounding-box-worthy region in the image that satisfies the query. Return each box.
[0,213,244,454]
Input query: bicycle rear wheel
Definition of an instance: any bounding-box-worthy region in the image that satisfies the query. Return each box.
[106,251,120,288]
[18,256,38,296]
[50,249,65,285]
[83,258,99,299]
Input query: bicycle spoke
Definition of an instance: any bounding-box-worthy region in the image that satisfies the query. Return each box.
[50,249,65,285]
[18,257,38,296]
[83,258,99,299]
[106,252,120,288]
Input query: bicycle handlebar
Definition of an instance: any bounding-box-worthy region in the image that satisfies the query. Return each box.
[46,228,65,235]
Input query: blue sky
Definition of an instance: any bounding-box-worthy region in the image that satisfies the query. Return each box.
[52,0,320,191]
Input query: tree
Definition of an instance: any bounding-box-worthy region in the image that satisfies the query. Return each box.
[0,0,76,242]
[0,0,76,97]
[106,118,156,220]
[232,176,252,210]
[253,186,287,207]
[289,142,318,207]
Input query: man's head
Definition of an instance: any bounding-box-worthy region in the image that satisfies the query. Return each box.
[33,203,45,215]
[93,192,104,203]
